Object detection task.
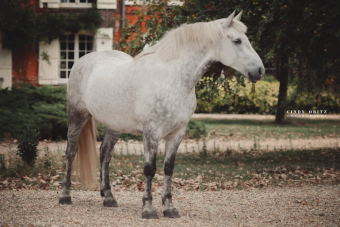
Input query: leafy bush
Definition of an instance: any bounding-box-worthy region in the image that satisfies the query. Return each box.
[186,120,207,139]
[0,83,68,140]
[0,154,6,170]
[16,128,40,166]
[195,78,340,114]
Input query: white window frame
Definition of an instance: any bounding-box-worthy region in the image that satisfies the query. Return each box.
[39,0,117,9]
[59,32,94,84]
[125,0,183,6]
[59,0,93,8]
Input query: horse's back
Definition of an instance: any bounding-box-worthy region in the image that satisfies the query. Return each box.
[67,50,132,110]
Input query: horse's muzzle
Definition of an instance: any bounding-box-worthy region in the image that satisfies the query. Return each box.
[248,67,265,83]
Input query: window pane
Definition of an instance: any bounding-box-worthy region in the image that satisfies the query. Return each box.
[60,42,67,50]
[60,52,66,60]
[61,0,67,2]
[68,42,74,50]
[79,42,85,50]
[68,71,71,78]
[60,71,67,79]
[60,61,66,69]
[69,0,75,3]
[80,0,86,2]
[68,61,74,69]
[60,35,67,41]
[79,52,85,58]
[79,35,85,41]
[88,0,94,3]
[68,34,75,41]
[68,52,74,60]
[87,35,93,42]
[86,42,93,51]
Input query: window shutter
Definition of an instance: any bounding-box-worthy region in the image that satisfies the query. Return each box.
[95,28,113,52]
[97,0,117,9]
[38,39,60,85]
[39,0,60,8]
[0,47,12,89]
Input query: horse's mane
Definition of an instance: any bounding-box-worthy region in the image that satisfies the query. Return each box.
[134,19,247,61]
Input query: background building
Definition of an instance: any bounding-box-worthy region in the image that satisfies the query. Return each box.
[0,0,182,88]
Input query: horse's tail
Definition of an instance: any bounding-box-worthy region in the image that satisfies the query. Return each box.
[73,117,98,190]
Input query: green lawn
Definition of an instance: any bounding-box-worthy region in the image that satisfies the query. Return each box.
[201,118,340,140]
[107,148,340,190]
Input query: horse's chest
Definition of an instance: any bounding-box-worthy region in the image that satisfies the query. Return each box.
[144,89,196,133]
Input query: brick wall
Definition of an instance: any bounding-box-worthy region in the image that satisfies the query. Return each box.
[12,45,39,86]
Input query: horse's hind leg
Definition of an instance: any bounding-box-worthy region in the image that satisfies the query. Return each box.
[162,127,186,218]
[59,111,91,205]
[99,127,120,207]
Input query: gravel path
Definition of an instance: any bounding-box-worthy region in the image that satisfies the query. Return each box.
[1,185,339,226]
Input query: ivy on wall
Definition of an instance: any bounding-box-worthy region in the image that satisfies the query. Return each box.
[0,0,102,49]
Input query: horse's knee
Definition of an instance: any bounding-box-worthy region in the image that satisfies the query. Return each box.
[164,160,175,176]
[144,161,156,178]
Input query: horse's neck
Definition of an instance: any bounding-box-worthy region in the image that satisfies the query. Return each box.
[177,48,215,92]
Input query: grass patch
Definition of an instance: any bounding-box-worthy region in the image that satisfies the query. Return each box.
[202,118,340,140]
[107,148,340,191]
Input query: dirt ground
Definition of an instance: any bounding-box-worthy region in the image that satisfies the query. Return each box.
[1,184,339,226]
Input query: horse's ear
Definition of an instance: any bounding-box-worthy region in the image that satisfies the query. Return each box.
[234,10,243,21]
[222,10,235,29]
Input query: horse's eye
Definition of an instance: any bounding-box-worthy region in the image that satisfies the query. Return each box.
[233,39,242,45]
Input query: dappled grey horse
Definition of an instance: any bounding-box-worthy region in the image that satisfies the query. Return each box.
[59,10,265,219]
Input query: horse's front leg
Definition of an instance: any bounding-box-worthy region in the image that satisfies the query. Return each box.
[142,129,160,219]
[162,127,186,218]
[100,127,120,207]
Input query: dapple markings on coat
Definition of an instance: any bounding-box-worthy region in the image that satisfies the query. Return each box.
[59,10,265,219]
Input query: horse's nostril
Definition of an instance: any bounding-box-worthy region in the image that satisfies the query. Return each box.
[258,67,262,75]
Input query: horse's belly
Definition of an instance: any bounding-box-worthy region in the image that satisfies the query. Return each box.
[85,68,143,134]
[86,96,142,134]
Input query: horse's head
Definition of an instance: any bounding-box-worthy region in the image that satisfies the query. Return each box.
[216,11,265,83]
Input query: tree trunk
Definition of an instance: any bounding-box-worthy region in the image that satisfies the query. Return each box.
[275,53,289,123]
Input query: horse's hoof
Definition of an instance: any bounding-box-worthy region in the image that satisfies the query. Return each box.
[103,197,118,207]
[163,209,180,218]
[100,190,105,197]
[142,211,159,219]
[59,196,72,205]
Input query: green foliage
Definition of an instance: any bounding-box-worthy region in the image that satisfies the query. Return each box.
[186,119,207,139]
[0,154,6,170]
[120,133,143,142]
[16,128,40,166]
[0,0,102,49]
[42,146,53,169]
[0,83,68,140]
[195,78,340,114]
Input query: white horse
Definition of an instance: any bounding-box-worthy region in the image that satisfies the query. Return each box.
[59,10,265,219]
